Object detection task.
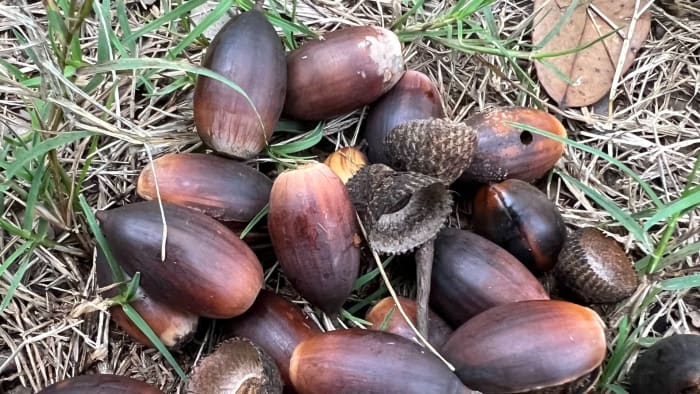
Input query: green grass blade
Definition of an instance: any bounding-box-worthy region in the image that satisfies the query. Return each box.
[168,0,233,58]
[268,123,324,155]
[658,274,700,291]
[23,162,48,230]
[0,256,33,312]
[605,384,630,394]
[353,256,394,291]
[0,242,34,283]
[643,186,700,231]
[239,204,269,240]
[121,0,208,44]
[531,0,581,50]
[340,309,372,326]
[78,194,125,285]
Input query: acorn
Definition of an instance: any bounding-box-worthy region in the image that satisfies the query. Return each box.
[95,250,198,349]
[37,374,164,393]
[555,227,639,304]
[472,178,567,273]
[220,289,321,388]
[289,329,473,394]
[431,228,550,327]
[363,70,444,164]
[267,162,361,315]
[193,7,287,159]
[459,106,567,183]
[136,152,272,222]
[96,201,263,319]
[323,147,367,184]
[628,334,700,394]
[284,25,405,121]
[186,337,283,394]
[442,299,607,393]
[365,296,453,348]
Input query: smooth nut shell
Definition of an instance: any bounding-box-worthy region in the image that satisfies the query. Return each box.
[96,201,264,319]
[442,300,607,393]
[431,228,550,327]
[290,329,473,394]
[136,153,272,222]
[284,26,405,121]
[460,106,567,183]
[37,374,164,393]
[629,334,700,394]
[267,162,361,315]
[323,147,367,184]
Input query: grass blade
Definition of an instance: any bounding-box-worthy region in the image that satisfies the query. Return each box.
[643,186,700,231]
[658,274,700,291]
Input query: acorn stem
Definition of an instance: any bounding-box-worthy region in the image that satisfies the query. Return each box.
[415,239,434,338]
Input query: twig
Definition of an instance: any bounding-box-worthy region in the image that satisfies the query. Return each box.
[415,238,435,338]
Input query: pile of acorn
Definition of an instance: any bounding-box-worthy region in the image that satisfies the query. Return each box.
[37,4,700,394]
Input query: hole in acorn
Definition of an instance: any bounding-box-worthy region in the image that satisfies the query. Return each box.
[520,131,533,145]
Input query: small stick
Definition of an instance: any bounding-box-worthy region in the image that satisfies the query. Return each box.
[415,238,435,338]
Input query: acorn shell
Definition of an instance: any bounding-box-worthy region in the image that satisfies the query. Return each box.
[37,374,164,393]
[96,201,264,319]
[460,106,567,183]
[323,147,367,184]
[284,25,405,121]
[136,153,272,222]
[194,9,287,159]
[628,334,700,394]
[555,227,639,304]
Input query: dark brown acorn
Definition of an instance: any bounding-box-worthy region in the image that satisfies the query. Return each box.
[95,250,198,349]
[363,70,444,164]
[365,296,453,348]
[431,228,550,327]
[323,147,367,184]
[284,25,405,121]
[186,337,283,394]
[96,201,263,319]
[472,178,567,273]
[193,8,287,159]
[442,300,607,393]
[136,153,272,222]
[267,162,361,315]
[460,106,567,183]
[37,374,164,393]
[628,334,700,394]
[220,290,321,388]
[289,329,473,394]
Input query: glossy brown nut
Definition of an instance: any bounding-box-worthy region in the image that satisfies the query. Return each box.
[194,9,287,159]
[442,300,607,393]
[363,70,444,164]
[472,179,567,273]
[323,147,367,184]
[290,329,473,394]
[37,374,164,393]
[95,251,198,349]
[268,162,361,315]
[96,201,263,319]
[365,296,453,348]
[460,106,567,183]
[136,153,272,222]
[284,26,405,121]
[430,228,549,327]
[555,227,639,304]
[220,290,321,388]
[629,334,700,394]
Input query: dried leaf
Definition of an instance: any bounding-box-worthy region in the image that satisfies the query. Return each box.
[532,0,651,107]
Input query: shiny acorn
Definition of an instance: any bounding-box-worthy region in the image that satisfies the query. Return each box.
[431,228,550,327]
[267,162,361,315]
[37,374,164,393]
[284,25,405,121]
[628,334,700,394]
[96,201,263,319]
[290,329,473,394]
[363,70,444,164]
[459,106,567,183]
[136,153,272,222]
[323,147,367,184]
[472,178,567,273]
[442,299,607,393]
[194,7,287,159]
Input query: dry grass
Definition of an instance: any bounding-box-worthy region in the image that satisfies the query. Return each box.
[1,0,699,393]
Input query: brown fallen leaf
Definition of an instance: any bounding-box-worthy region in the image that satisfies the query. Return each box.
[532,0,652,107]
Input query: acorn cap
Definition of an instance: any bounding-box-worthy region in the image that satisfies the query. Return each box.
[346,164,453,254]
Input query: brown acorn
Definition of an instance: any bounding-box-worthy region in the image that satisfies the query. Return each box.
[460,106,567,183]
[220,289,321,388]
[472,178,567,273]
[96,201,263,319]
[136,153,272,222]
[363,70,444,164]
[442,300,607,393]
[628,334,700,394]
[95,250,198,349]
[555,227,639,304]
[289,329,473,394]
[365,296,453,348]
[284,25,405,121]
[431,228,550,327]
[186,337,283,394]
[267,162,361,315]
[323,147,367,184]
[193,8,287,159]
[37,374,164,393]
